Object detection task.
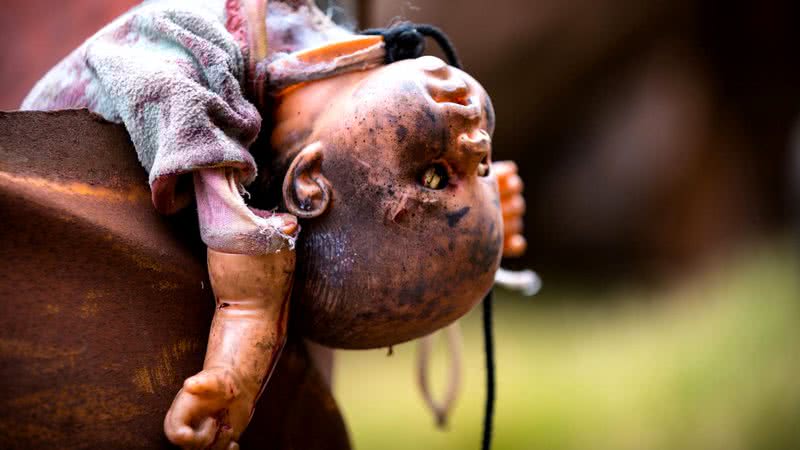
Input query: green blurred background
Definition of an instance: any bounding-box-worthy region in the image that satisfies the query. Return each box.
[336,242,799,450]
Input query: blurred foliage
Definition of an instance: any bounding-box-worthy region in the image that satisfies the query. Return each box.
[335,241,800,450]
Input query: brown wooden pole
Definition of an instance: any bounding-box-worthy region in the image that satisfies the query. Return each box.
[356,0,371,29]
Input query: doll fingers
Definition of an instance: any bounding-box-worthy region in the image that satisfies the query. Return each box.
[183,370,235,400]
[195,417,221,448]
[207,421,236,450]
[184,372,219,396]
[498,172,524,199]
[503,217,523,237]
[503,234,527,257]
[164,397,211,448]
[491,160,518,178]
[502,195,526,219]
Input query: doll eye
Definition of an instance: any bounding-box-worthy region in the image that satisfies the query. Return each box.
[477,156,490,177]
[421,164,449,190]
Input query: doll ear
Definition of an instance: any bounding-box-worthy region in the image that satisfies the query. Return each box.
[282,142,332,219]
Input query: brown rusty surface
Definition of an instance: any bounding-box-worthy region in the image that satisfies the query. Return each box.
[0,110,350,449]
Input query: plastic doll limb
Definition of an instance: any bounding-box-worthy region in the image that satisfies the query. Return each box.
[164,248,295,449]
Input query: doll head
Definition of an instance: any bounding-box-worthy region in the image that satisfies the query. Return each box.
[271,55,502,348]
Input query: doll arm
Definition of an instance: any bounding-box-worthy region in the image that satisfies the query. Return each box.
[87,4,261,214]
[71,3,297,253]
[164,247,295,449]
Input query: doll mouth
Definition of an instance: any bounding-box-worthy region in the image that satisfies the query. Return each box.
[424,77,481,120]
[420,55,476,109]
[429,82,471,107]
[430,96,482,123]
[444,100,481,120]
[425,83,482,120]
[426,77,471,105]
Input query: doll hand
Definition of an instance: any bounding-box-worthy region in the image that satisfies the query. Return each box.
[164,367,256,450]
[493,161,526,257]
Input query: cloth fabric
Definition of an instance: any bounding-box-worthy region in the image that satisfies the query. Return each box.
[22,0,261,214]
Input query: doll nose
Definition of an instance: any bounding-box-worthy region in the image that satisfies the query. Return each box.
[453,129,491,176]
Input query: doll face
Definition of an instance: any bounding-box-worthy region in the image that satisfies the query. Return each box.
[275,56,502,348]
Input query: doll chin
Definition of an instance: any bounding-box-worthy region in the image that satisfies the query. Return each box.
[292,235,500,349]
[296,306,469,350]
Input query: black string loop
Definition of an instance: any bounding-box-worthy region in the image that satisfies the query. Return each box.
[361,23,463,69]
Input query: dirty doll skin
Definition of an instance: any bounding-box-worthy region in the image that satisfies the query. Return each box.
[272,56,504,348]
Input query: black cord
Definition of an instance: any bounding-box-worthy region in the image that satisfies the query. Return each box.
[481,290,495,450]
[413,24,463,69]
[361,23,463,69]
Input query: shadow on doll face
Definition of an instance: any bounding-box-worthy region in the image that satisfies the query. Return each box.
[274,56,502,349]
